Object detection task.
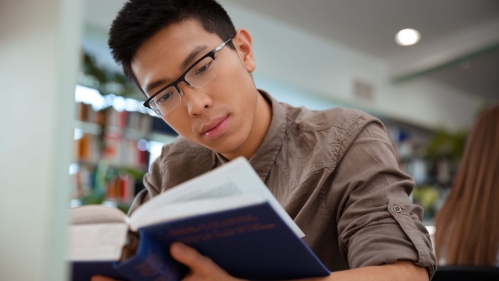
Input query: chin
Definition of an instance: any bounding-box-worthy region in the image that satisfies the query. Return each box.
[203,133,245,155]
[206,141,239,155]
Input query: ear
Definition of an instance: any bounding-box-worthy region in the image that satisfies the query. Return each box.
[233,28,256,73]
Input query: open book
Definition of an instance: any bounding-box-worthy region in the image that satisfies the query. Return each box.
[69,157,330,281]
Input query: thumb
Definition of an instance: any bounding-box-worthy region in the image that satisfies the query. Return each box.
[170,242,213,272]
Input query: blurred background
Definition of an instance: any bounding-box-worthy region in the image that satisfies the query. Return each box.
[1,0,498,280]
[74,0,499,223]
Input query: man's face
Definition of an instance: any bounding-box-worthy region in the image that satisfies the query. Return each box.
[132,20,258,155]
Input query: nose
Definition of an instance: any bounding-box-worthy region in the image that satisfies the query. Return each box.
[180,83,213,117]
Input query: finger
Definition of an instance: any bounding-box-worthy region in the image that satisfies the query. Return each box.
[170,242,214,273]
[91,276,119,281]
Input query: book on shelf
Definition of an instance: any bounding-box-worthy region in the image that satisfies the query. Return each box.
[74,133,102,164]
[71,161,139,206]
[74,131,148,170]
[69,157,330,281]
[76,101,154,135]
[72,164,94,200]
[76,102,106,126]
[105,173,136,204]
[103,134,148,169]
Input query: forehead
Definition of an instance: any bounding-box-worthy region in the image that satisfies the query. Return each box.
[131,20,222,93]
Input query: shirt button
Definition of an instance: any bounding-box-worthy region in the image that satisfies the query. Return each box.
[393,205,402,213]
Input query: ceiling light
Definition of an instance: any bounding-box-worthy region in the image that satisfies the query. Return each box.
[395,29,420,46]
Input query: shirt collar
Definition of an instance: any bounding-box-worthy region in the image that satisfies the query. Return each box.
[215,89,287,182]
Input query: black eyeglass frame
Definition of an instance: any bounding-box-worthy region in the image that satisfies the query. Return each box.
[143,37,234,112]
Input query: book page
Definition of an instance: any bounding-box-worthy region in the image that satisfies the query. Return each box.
[130,157,305,237]
[70,205,127,225]
[174,181,242,202]
[68,223,129,261]
[129,194,263,230]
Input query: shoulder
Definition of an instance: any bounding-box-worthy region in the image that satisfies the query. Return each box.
[280,103,386,173]
[282,103,377,133]
[154,136,217,188]
[282,103,382,144]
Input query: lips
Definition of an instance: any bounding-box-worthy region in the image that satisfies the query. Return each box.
[200,115,230,139]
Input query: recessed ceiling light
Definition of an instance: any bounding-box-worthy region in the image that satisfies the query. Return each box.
[395,29,421,46]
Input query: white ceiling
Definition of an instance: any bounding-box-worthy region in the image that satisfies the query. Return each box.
[226,0,499,60]
[224,0,499,101]
[84,0,499,101]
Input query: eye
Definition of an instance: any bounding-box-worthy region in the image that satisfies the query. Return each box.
[195,61,212,75]
[155,91,173,104]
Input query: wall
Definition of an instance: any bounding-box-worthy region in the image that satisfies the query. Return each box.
[0,0,83,280]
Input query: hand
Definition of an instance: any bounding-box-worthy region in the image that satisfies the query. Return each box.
[90,243,246,281]
[170,242,247,281]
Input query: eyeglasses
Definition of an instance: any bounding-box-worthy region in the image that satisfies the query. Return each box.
[143,37,233,116]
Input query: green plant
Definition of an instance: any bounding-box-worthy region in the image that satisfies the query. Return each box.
[423,127,467,162]
[81,51,142,99]
[412,185,440,220]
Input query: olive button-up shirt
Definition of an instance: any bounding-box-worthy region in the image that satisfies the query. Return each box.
[129,90,437,278]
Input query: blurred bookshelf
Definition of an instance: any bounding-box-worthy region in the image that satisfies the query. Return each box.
[68,52,181,213]
[70,85,177,213]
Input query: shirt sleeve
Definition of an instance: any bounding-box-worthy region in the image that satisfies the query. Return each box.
[328,118,436,278]
[127,156,162,216]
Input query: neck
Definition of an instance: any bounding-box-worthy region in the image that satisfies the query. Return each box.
[222,91,272,160]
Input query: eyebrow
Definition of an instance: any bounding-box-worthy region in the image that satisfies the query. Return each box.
[144,45,209,95]
[181,45,208,70]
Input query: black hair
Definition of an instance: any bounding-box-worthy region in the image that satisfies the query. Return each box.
[108,0,236,92]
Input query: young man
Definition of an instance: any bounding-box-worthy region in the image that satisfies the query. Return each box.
[95,0,436,280]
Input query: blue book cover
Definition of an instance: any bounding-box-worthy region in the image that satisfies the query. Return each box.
[72,261,128,281]
[112,202,330,281]
[70,158,330,280]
